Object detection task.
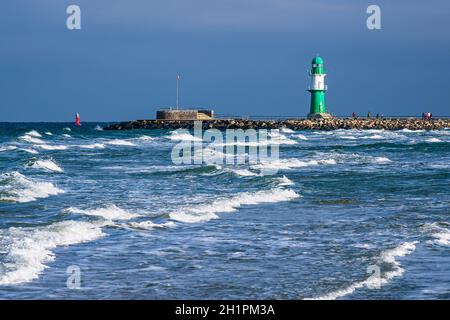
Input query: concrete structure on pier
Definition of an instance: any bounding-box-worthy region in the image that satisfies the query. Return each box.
[156,109,214,120]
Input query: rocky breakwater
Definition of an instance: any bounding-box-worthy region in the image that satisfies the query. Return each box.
[104,118,450,131]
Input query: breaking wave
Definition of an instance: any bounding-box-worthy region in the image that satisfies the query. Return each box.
[295,134,308,140]
[28,159,63,173]
[0,220,104,285]
[37,144,68,151]
[128,220,176,230]
[78,143,106,149]
[169,188,299,223]
[310,241,417,300]
[25,130,42,137]
[64,204,139,220]
[0,145,17,152]
[0,172,64,203]
[168,131,202,142]
[280,127,295,133]
[105,139,136,146]
[252,158,337,171]
[277,175,295,186]
[422,222,450,246]
[20,135,45,144]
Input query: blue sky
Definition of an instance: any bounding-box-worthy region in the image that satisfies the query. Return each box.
[0,0,449,121]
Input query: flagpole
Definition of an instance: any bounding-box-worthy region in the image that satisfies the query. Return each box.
[176,75,179,110]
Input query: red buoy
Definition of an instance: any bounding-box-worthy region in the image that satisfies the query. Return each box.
[75,113,81,126]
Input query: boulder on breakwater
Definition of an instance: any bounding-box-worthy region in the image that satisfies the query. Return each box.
[103,118,450,131]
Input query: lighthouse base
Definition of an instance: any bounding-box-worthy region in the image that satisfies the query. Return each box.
[307,113,333,120]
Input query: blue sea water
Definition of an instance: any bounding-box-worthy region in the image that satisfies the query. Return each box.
[0,122,449,299]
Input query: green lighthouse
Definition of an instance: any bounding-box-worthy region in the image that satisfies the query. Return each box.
[307,56,332,119]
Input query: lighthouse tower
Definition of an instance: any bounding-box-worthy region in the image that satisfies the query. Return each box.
[307,56,332,119]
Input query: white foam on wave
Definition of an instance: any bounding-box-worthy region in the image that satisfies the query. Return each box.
[170,188,299,223]
[319,152,392,165]
[29,159,63,173]
[44,132,53,136]
[372,156,392,164]
[136,135,155,141]
[401,128,425,133]
[267,131,298,145]
[228,168,258,177]
[105,139,136,146]
[64,204,139,220]
[252,158,337,171]
[19,148,39,154]
[168,131,202,142]
[0,145,17,152]
[295,134,308,140]
[0,172,64,203]
[422,222,450,246]
[78,143,105,149]
[25,130,42,137]
[128,220,176,230]
[280,127,295,133]
[309,241,417,300]
[425,137,443,143]
[209,131,298,147]
[37,144,68,151]
[62,134,71,138]
[0,220,104,285]
[63,127,71,131]
[277,175,295,186]
[363,134,384,140]
[94,125,103,131]
[20,135,45,144]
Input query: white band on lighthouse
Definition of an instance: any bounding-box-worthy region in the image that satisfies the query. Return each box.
[310,74,327,90]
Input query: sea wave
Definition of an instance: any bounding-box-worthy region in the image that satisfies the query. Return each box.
[37,144,68,151]
[0,220,104,285]
[64,204,139,220]
[280,127,295,133]
[169,188,299,223]
[136,135,155,141]
[0,145,17,152]
[0,172,64,203]
[78,143,106,149]
[295,134,308,140]
[105,139,136,146]
[309,241,417,300]
[20,135,45,144]
[168,131,202,142]
[218,167,258,177]
[422,222,450,246]
[401,129,425,133]
[21,148,39,154]
[128,220,176,230]
[25,130,42,137]
[277,175,295,186]
[28,159,64,173]
[252,158,337,171]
